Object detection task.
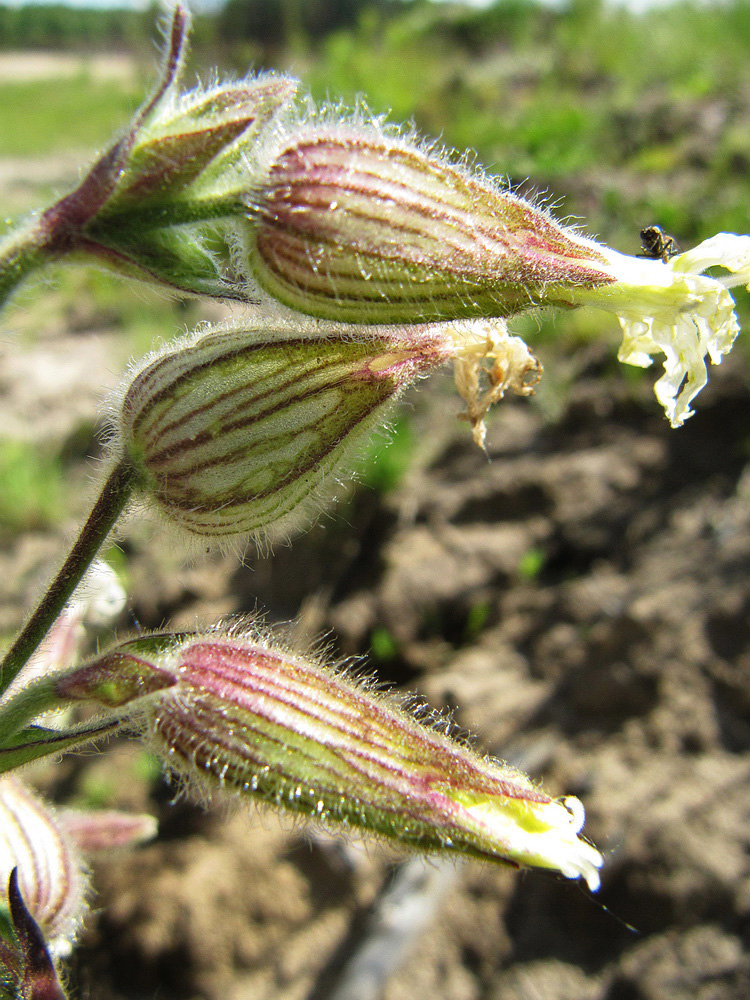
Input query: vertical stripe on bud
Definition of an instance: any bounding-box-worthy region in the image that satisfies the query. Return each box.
[135,632,602,888]
[244,124,615,324]
[0,777,89,958]
[116,318,452,539]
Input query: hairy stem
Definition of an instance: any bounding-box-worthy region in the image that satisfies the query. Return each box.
[0,461,137,698]
[0,716,125,776]
[0,220,47,308]
[89,194,246,234]
[0,678,66,746]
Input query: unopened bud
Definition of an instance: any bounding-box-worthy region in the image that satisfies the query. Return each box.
[115,316,454,539]
[125,631,603,888]
[53,647,176,709]
[107,77,297,207]
[23,6,296,302]
[244,122,615,323]
[59,810,158,854]
[77,74,297,298]
[0,778,88,958]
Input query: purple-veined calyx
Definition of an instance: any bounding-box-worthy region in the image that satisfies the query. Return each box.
[113,314,538,538]
[81,627,603,890]
[243,119,616,325]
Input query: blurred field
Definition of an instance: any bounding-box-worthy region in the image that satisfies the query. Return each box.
[0,49,134,81]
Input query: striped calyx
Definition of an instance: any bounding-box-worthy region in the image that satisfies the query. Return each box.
[117,318,451,539]
[244,124,615,324]
[137,632,602,888]
[0,777,89,958]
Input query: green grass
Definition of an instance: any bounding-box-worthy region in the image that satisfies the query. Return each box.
[0,439,67,536]
[0,72,142,157]
[357,416,416,495]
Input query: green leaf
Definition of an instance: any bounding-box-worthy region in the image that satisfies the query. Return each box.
[0,721,121,777]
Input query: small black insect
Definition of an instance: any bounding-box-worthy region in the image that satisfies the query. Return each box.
[638,225,679,263]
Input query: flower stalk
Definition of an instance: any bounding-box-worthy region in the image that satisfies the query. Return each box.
[0,720,123,778]
[0,462,137,699]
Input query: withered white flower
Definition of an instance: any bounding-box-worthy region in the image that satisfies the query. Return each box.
[564,233,750,427]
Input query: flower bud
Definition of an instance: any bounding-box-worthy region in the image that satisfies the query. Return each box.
[81,70,297,296]
[107,77,298,208]
[115,316,456,540]
[0,777,88,959]
[243,122,615,324]
[21,6,296,303]
[129,631,602,889]
[53,647,176,710]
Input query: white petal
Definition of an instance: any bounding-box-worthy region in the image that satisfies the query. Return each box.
[569,242,743,426]
[463,795,604,891]
[674,232,750,287]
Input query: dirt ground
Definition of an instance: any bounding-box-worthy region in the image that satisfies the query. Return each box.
[3,302,750,1000]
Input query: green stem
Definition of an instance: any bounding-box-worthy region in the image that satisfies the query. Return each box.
[90,194,245,234]
[0,715,125,776]
[0,460,137,699]
[0,219,47,309]
[0,677,65,746]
